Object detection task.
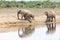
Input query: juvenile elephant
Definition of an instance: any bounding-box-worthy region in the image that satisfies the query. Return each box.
[17,9,34,23]
[44,11,56,30]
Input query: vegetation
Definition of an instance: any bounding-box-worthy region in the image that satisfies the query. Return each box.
[0,0,60,8]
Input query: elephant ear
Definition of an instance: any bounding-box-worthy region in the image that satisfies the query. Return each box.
[44,11,48,16]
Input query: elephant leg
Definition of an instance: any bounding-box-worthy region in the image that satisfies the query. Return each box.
[50,18,53,28]
[50,18,56,29]
[17,13,20,19]
[26,17,31,23]
[21,15,24,20]
[27,16,31,23]
[27,19,31,23]
[24,15,31,23]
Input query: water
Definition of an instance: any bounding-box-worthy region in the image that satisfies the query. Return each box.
[0,24,60,40]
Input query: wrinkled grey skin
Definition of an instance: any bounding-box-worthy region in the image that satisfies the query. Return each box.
[17,10,34,23]
[44,11,56,30]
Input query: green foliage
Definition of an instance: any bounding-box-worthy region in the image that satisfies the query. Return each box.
[0,1,60,8]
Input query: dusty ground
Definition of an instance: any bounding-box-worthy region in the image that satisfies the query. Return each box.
[0,8,60,32]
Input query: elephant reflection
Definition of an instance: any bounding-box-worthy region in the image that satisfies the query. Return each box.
[46,15,56,34]
[18,25,35,38]
[46,22,56,34]
[46,27,56,34]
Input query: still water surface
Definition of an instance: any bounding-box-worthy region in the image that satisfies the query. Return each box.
[0,24,60,40]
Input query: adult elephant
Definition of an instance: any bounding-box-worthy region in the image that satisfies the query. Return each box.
[17,9,34,23]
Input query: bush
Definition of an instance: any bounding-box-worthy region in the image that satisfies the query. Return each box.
[0,1,59,8]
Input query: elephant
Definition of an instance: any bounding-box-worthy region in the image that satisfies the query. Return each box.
[44,11,56,30]
[17,9,34,23]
